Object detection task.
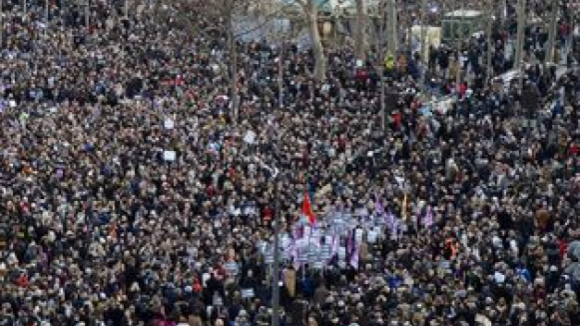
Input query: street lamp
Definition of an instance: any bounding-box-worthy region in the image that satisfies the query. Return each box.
[253,157,282,326]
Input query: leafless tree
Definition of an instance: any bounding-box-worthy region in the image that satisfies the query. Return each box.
[354,0,367,59]
[293,0,327,81]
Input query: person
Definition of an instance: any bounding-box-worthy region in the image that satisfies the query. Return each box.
[0,0,579,325]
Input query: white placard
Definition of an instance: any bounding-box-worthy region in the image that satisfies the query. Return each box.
[296,239,308,248]
[164,118,175,129]
[320,245,332,260]
[213,295,223,306]
[298,249,309,263]
[307,249,318,263]
[243,130,257,144]
[258,241,267,254]
[395,176,405,187]
[202,273,211,286]
[311,228,322,239]
[281,235,291,249]
[338,247,346,260]
[225,262,238,275]
[280,250,290,261]
[367,230,378,244]
[355,229,364,243]
[264,250,274,264]
[241,288,255,298]
[163,150,176,162]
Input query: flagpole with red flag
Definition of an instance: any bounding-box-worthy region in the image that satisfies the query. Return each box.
[302,190,316,226]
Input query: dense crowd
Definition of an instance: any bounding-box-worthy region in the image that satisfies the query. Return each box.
[0,1,580,326]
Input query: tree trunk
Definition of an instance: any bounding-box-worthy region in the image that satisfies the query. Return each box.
[226,1,239,123]
[515,0,526,92]
[485,0,493,84]
[303,0,326,81]
[545,0,558,64]
[354,0,366,59]
[386,0,398,55]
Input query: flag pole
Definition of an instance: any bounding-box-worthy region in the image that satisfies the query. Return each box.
[271,176,281,326]
[271,43,284,326]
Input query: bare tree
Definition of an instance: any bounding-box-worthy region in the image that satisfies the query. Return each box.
[545,0,558,64]
[385,0,398,55]
[294,0,327,81]
[485,0,494,84]
[354,0,367,59]
[177,0,254,122]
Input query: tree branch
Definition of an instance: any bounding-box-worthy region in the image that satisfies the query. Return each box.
[233,1,301,38]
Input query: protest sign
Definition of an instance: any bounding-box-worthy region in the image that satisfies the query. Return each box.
[163,150,176,162]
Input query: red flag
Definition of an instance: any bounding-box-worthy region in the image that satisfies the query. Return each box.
[302,191,316,225]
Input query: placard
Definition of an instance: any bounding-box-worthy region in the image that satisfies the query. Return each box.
[338,247,346,260]
[296,239,308,249]
[307,247,318,263]
[225,262,238,276]
[298,248,309,263]
[311,227,322,239]
[355,229,364,243]
[243,130,257,144]
[241,288,255,298]
[280,250,289,261]
[280,235,291,249]
[320,245,332,260]
[163,150,176,162]
[213,294,223,306]
[163,117,175,129]
[264,252,274,264]
[258,241,268,254]
[202,273,211,286]
[367,230,378,244]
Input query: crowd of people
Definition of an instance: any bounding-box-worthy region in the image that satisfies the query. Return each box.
[0,1,580,326]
